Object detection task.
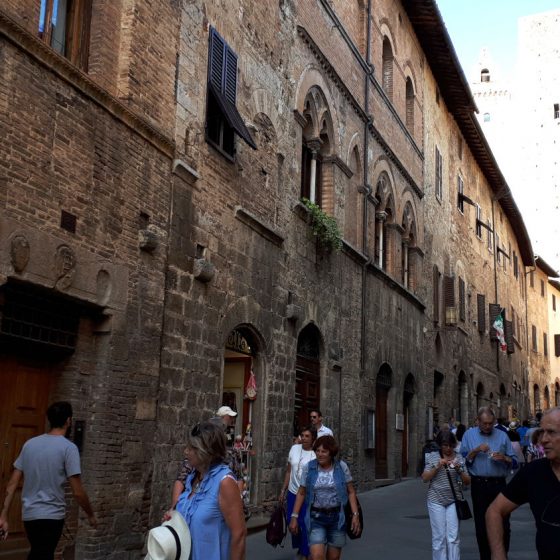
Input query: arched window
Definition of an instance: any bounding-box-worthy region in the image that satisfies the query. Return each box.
[344,147,363,248]
[544,386,550,409]
[401,203,416,291]
[374,175,394,272]
[405,77,415,132]
[300,88,334,214]
[481,68,490,83]
[382,37,394,100]
[555,382,560,406]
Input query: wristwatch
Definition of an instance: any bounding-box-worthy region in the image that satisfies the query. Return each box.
[352,512,359,516]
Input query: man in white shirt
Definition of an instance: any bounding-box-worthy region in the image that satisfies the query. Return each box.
[309,409,333,438]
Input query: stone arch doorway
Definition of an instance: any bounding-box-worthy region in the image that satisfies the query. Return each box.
[223,326,262,503]
[476,382,485,411]
[294,324,322,436]
[402,373,415,477]
[375,363,392,479]
[458,371,469,425]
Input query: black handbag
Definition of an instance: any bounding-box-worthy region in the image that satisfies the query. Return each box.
[344,497,363,539]
[441,454,472,521]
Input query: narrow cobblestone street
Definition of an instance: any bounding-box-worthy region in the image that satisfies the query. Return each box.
[247,478,537,559]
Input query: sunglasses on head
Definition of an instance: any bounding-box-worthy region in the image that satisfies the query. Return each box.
[191,424,201,437]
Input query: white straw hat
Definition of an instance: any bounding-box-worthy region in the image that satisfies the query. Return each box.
[144,511,191,560]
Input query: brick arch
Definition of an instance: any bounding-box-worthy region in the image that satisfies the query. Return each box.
[251,88,281,139]
[295,65,340,151]
[378,20,398,56]
[344,143,363,248]
[402,61,418,95]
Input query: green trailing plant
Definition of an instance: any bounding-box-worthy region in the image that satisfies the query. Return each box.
[301,198,343,252]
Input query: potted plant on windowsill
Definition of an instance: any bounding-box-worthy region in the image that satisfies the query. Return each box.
[300,198,343,253]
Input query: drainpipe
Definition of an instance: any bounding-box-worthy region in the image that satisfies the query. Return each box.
[360,0,373,374]
[491,199,500,372]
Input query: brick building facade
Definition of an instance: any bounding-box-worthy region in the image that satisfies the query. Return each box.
[0,1,548,558]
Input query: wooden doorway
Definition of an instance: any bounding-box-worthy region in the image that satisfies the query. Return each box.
[294,324,321,437]
[375,364,392,479]
[0,357,52,550]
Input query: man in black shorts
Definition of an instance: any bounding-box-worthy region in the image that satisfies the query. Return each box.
[486,407,560,560]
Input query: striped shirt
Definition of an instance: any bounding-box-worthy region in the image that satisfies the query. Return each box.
[424,452,466,506]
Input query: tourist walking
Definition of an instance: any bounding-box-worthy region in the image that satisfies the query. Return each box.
[461,407,516,560]
[0,402,97,560]
[289,435,360,560]
[175,422,246,560]
[280,426,317,559]
[309,410,333,438]
[422,430,471,560]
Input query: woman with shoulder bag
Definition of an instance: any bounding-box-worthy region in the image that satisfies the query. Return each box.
[288,435,360,560]
[279,425,317,559]
[422,430,471,560]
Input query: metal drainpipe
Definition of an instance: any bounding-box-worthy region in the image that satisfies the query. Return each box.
[491,198,500,372]
[360,0,373,375]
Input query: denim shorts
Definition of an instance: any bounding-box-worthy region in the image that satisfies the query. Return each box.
[308,509,346,548]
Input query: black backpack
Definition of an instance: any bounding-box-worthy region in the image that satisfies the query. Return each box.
[266,503,286,547]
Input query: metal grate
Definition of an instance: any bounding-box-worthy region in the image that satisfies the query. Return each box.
[1,285,79,351]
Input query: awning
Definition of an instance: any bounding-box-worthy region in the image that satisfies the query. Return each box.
[208,82,257,149]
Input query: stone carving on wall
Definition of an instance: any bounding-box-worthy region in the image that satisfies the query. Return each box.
[10,234,30,273]
[96,269,112,306]
[54,245,76,290]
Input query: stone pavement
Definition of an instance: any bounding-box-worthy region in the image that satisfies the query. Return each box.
[247,478,537,559]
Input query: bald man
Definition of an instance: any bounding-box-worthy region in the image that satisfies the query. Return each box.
[486,407,560,560]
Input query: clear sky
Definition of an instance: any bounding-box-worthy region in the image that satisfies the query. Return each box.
[436,0,560,80]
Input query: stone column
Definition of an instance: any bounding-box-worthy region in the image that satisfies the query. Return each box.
[375,211,387,268]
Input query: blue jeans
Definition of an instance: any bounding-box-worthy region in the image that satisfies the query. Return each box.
[308,508,346,548]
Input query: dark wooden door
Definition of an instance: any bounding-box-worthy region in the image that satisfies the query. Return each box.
[375,386,388,478]
[294,355,320,436]
[0,357,51,541]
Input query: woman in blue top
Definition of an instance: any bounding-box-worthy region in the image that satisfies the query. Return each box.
[288,435,361,560]
[176,422,246,560]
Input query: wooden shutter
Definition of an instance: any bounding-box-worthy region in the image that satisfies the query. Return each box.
[489,303,501,341]
[208,28,225,93]
[505,320,514,354]
[477,294,486,333]
[444,275,456,325]
[224,46,237,104]
[555,334,560,357]
[459,278,465,321]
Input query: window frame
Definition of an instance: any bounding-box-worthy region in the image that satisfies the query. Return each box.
[457,175,464,213]
[38,0,93,70]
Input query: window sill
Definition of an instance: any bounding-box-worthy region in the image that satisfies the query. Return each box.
[235,207,284,247]
[205,136,235,163]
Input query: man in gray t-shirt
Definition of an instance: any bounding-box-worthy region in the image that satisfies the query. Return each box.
[0,402,97,559]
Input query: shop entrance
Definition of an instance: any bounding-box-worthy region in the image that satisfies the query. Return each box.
[223,328,258,504]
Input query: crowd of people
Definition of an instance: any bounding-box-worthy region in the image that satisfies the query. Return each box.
[422,406,560,560]
[1,401,559,560]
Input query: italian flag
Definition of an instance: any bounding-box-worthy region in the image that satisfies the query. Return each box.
[493,309,507,353]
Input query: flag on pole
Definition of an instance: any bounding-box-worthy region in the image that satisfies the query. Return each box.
[492,308,507,353]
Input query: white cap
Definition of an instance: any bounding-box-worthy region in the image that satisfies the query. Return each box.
[216,405,238,417]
